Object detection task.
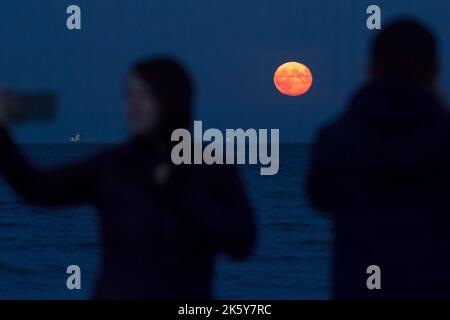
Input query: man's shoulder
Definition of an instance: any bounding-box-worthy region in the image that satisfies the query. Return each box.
[313,119,349,146]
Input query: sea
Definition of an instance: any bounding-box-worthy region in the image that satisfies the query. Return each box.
[0,144,331,299]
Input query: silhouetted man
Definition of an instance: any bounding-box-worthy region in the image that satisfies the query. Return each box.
[307,20,450,299]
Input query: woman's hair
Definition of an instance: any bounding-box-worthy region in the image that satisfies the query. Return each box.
[132,57,194,138]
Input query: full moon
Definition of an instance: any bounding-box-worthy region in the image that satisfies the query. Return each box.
[274,62,313,96]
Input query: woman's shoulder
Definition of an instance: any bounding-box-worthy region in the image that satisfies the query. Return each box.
[83,142,134,167]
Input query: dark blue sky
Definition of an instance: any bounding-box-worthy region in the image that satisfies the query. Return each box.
[0,0,449,143]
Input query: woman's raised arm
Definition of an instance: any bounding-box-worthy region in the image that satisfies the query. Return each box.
[0,127,98,206]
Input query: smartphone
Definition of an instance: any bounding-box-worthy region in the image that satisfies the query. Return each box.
[6,92,57,124]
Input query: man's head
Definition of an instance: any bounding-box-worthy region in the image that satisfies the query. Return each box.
[369,19,439,86]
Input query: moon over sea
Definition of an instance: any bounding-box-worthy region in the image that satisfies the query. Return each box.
[274,62,313,96]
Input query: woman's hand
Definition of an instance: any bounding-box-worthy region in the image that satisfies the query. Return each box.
[0,88,19,127]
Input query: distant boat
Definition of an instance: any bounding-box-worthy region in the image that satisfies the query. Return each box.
[70,133,82,143]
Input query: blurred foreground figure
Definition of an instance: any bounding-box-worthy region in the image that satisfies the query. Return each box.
[307,20,450,299]
[0,58,256,299]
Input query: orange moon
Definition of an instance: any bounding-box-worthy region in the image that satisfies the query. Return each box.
[274,62,313,96]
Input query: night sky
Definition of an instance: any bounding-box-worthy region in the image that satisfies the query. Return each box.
[0,0,448,143]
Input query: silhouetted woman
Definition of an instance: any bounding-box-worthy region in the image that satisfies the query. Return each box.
[0,58,256,299]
